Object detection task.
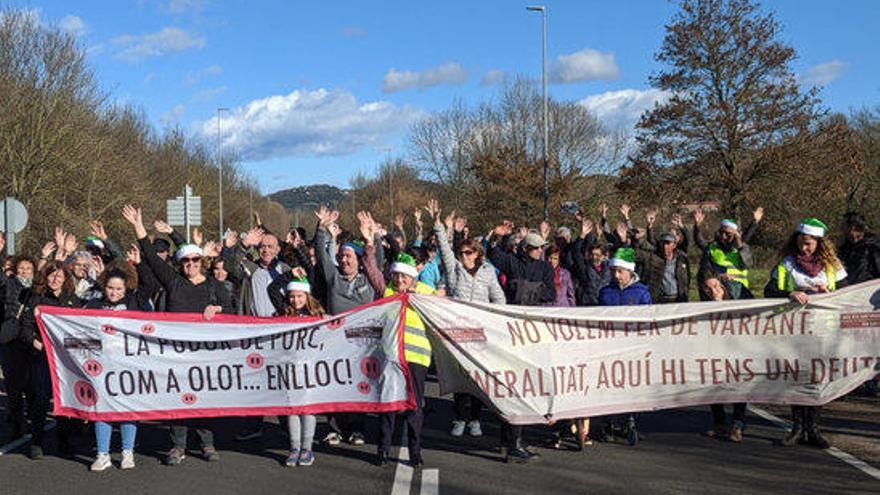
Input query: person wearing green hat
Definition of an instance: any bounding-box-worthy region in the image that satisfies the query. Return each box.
[694,207,763,300]
[765,217,848,449]
[598,247,652,445]
[376,252,436,468]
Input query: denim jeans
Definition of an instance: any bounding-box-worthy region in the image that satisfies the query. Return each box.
[95,421,137,453]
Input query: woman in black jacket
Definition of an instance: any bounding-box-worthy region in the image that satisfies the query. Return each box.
[16,260,81,459]
[122,204,233,466]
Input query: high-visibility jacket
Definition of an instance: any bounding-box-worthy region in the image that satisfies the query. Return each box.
[385,282,434,368]
[708,243,750,288]
[775,261,838,293]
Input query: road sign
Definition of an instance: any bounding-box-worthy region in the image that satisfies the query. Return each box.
[0,197,28,255]
[166,185,201,243]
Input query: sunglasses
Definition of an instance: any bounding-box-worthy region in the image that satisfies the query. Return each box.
[459,250,476,256]
[181,257,202,264]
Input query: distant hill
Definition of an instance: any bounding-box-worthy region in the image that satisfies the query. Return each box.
[268,184,348,210]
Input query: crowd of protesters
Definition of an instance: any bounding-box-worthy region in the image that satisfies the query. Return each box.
[0,199,878,471]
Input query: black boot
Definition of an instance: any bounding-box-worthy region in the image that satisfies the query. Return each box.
[375,450,389,467]
[780,406,804,446]
[505,438,540,464]
[804,407,830,449]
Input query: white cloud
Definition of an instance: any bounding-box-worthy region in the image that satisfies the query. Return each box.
[579,88,671,131]
[186,64,223,84]
[480,69,506,86]
[193,85,228,102]
[160,104,186,124]
[199,88,426,161]
[799,60,847,86]
[113,27,205,62]
[59,15,87,37]
[382,62,468,93]
[167,0,207,14]
[551,48,620,84]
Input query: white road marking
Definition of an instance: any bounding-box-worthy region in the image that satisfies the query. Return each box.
[748,405,880,482]
[391,446,414,495]
[420,469,439,495]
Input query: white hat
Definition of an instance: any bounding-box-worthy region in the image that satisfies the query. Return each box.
[175,244,204,261]
[286,279,311,294]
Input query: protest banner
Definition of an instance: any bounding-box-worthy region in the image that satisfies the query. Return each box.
[36,296,414,421]
[411,280,880,425]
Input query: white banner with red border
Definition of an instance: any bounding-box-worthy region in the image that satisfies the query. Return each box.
[36,296,414,421]
[412,280,880,425]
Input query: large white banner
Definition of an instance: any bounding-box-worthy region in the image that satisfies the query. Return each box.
[36,296,414,421]
[411,280,880,425]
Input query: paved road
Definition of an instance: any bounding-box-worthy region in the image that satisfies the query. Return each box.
[1,379,878,495]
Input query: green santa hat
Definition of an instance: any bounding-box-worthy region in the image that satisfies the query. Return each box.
[85,235,105,250]
[286,277,311,294]
[609,247,636,272]
[797,218,828,238]
[391,252,420,279]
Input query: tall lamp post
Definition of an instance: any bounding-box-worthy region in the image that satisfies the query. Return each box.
[216,107,229,236]
[526,5,549,221]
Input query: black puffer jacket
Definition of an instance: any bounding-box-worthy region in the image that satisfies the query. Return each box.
[839,234,880,285]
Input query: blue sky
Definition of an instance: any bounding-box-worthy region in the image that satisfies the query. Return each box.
[22,0,880,193]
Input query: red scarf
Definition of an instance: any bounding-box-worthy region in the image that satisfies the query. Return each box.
[795,254,824,278]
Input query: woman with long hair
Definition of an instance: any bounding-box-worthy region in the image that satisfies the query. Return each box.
[765,218,847,449]
[16,260,80,459]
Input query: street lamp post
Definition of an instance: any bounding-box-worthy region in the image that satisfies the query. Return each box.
[526,5,549,221]
[216,107,229,236]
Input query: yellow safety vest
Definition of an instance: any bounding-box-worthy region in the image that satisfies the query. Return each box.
[708,243,750,288]
[385,282,434,368]
[776,263,837,293]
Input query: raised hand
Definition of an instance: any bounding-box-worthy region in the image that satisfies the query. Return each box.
[126,244,141,265]
[493,221,513,237]
[646,210,657,227]
[539,221,551,241]
[192,227,203,247]
[671,213,684,229]
[54,226,66,249]
[581,218,594,238]
[41,241,56,260]
[291,266,308,279]
[413,208,423,229]
[89,220,107,240]
[328,222,341,240]
[441,209,454,233]
[753,206,764,223]
[91,256,105,276]
[224,229,238,249]
[619,204,631,220]
[425,199,441,224]
[253,211,263,228]
[242,227,264,248]
[64,233,78,255]
[517,226,529,241]
[314,205,338,227]
[394,214,405,232]
[693,209,705,226]
[615,222,628,244]
[599,203,608,219]
[153,220,173,234]
[122,205,144,229]
[0,233,5,254]
[203,240,221,258]
[357,211,376,244]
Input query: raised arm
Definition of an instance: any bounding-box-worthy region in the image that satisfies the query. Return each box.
[358,211,387,295]
[124,205,179,291]
[692,209,708,250]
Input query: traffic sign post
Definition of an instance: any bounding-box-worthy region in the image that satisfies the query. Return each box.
[0,197,28,256]
[166,185,202,243]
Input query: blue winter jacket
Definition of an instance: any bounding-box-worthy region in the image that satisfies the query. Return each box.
[598,275,653,306]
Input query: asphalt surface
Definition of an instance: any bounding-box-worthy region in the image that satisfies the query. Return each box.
[0,378,878,495]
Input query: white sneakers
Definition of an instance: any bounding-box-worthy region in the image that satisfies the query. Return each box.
[450,421,466,437]
[91,451,136,471]
[90,453,112,472]
[121,450,135,469]
[451,420,483,437]
[467,420,483,437]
